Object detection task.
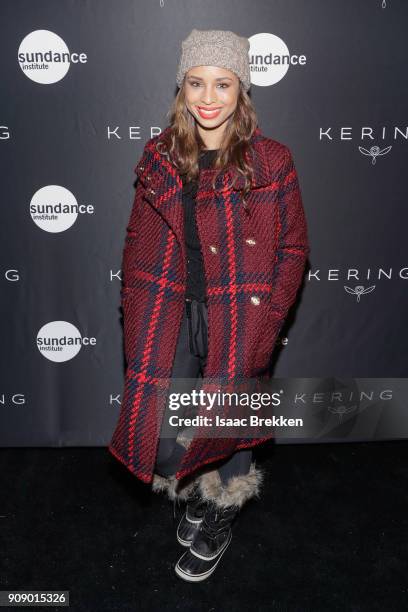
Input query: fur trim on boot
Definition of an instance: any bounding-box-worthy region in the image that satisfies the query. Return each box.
[151,472,197,502]
[197,462,263,509]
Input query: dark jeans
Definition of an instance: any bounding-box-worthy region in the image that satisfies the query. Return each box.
[155,298,252,486]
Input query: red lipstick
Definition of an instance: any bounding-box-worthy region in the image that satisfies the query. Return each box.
[196,106,222,119]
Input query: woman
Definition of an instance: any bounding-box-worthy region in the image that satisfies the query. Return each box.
[109,29,310,582]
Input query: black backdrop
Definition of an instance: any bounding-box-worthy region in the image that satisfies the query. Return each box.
[1,0,407,448]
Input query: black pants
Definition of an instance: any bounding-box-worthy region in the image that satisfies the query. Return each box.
[155,298,252,486]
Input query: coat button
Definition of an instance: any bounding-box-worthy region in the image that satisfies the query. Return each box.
[145,175,151,181]
[245,237,256,246]
[209,244,218,254]
[148,188,155,194]
[250,295,260,306]
[139,165,144,171]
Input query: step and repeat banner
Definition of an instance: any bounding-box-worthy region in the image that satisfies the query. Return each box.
[1,0,407,448]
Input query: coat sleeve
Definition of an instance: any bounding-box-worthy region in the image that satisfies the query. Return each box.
[121,135,157,293]
[268,145,310,321]
[121,171,146,291]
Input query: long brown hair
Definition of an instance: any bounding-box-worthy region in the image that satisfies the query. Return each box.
[155,77,259,212]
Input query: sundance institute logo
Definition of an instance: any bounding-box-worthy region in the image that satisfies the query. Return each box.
[30,185,94,233]
[248,32,306,87]
[37,321,96,363]
[18,29,87,84]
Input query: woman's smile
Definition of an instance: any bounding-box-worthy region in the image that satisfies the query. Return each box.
[196,106,223,119]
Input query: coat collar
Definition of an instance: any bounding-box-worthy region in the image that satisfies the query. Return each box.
[133,126,271,251]
[135,125,271,191]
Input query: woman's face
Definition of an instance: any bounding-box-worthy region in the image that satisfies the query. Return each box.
[184,65,240,131]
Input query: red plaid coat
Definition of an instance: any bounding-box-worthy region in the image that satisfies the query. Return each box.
[108,125,310,484]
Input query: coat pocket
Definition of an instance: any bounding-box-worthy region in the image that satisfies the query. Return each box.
[250,296,285,373]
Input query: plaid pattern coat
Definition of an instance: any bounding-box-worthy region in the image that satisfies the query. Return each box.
[108,125,310,484]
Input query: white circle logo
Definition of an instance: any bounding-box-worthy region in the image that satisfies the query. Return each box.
[249,33,305,87]
[37,321,96,362]
[37,321,83,362]
[18,30,87,84]
[30,185,80,233]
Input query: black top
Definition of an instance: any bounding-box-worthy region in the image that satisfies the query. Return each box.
[181,149,218,302]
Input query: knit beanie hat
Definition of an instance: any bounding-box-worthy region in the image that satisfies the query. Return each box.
[176,29,251,92]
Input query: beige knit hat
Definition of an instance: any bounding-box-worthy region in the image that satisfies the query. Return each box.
[176,29,251,92]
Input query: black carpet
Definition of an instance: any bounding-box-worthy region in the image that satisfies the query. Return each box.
[1,440,407,611]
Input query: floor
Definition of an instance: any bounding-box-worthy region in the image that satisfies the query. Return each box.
[1,439,407,611]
